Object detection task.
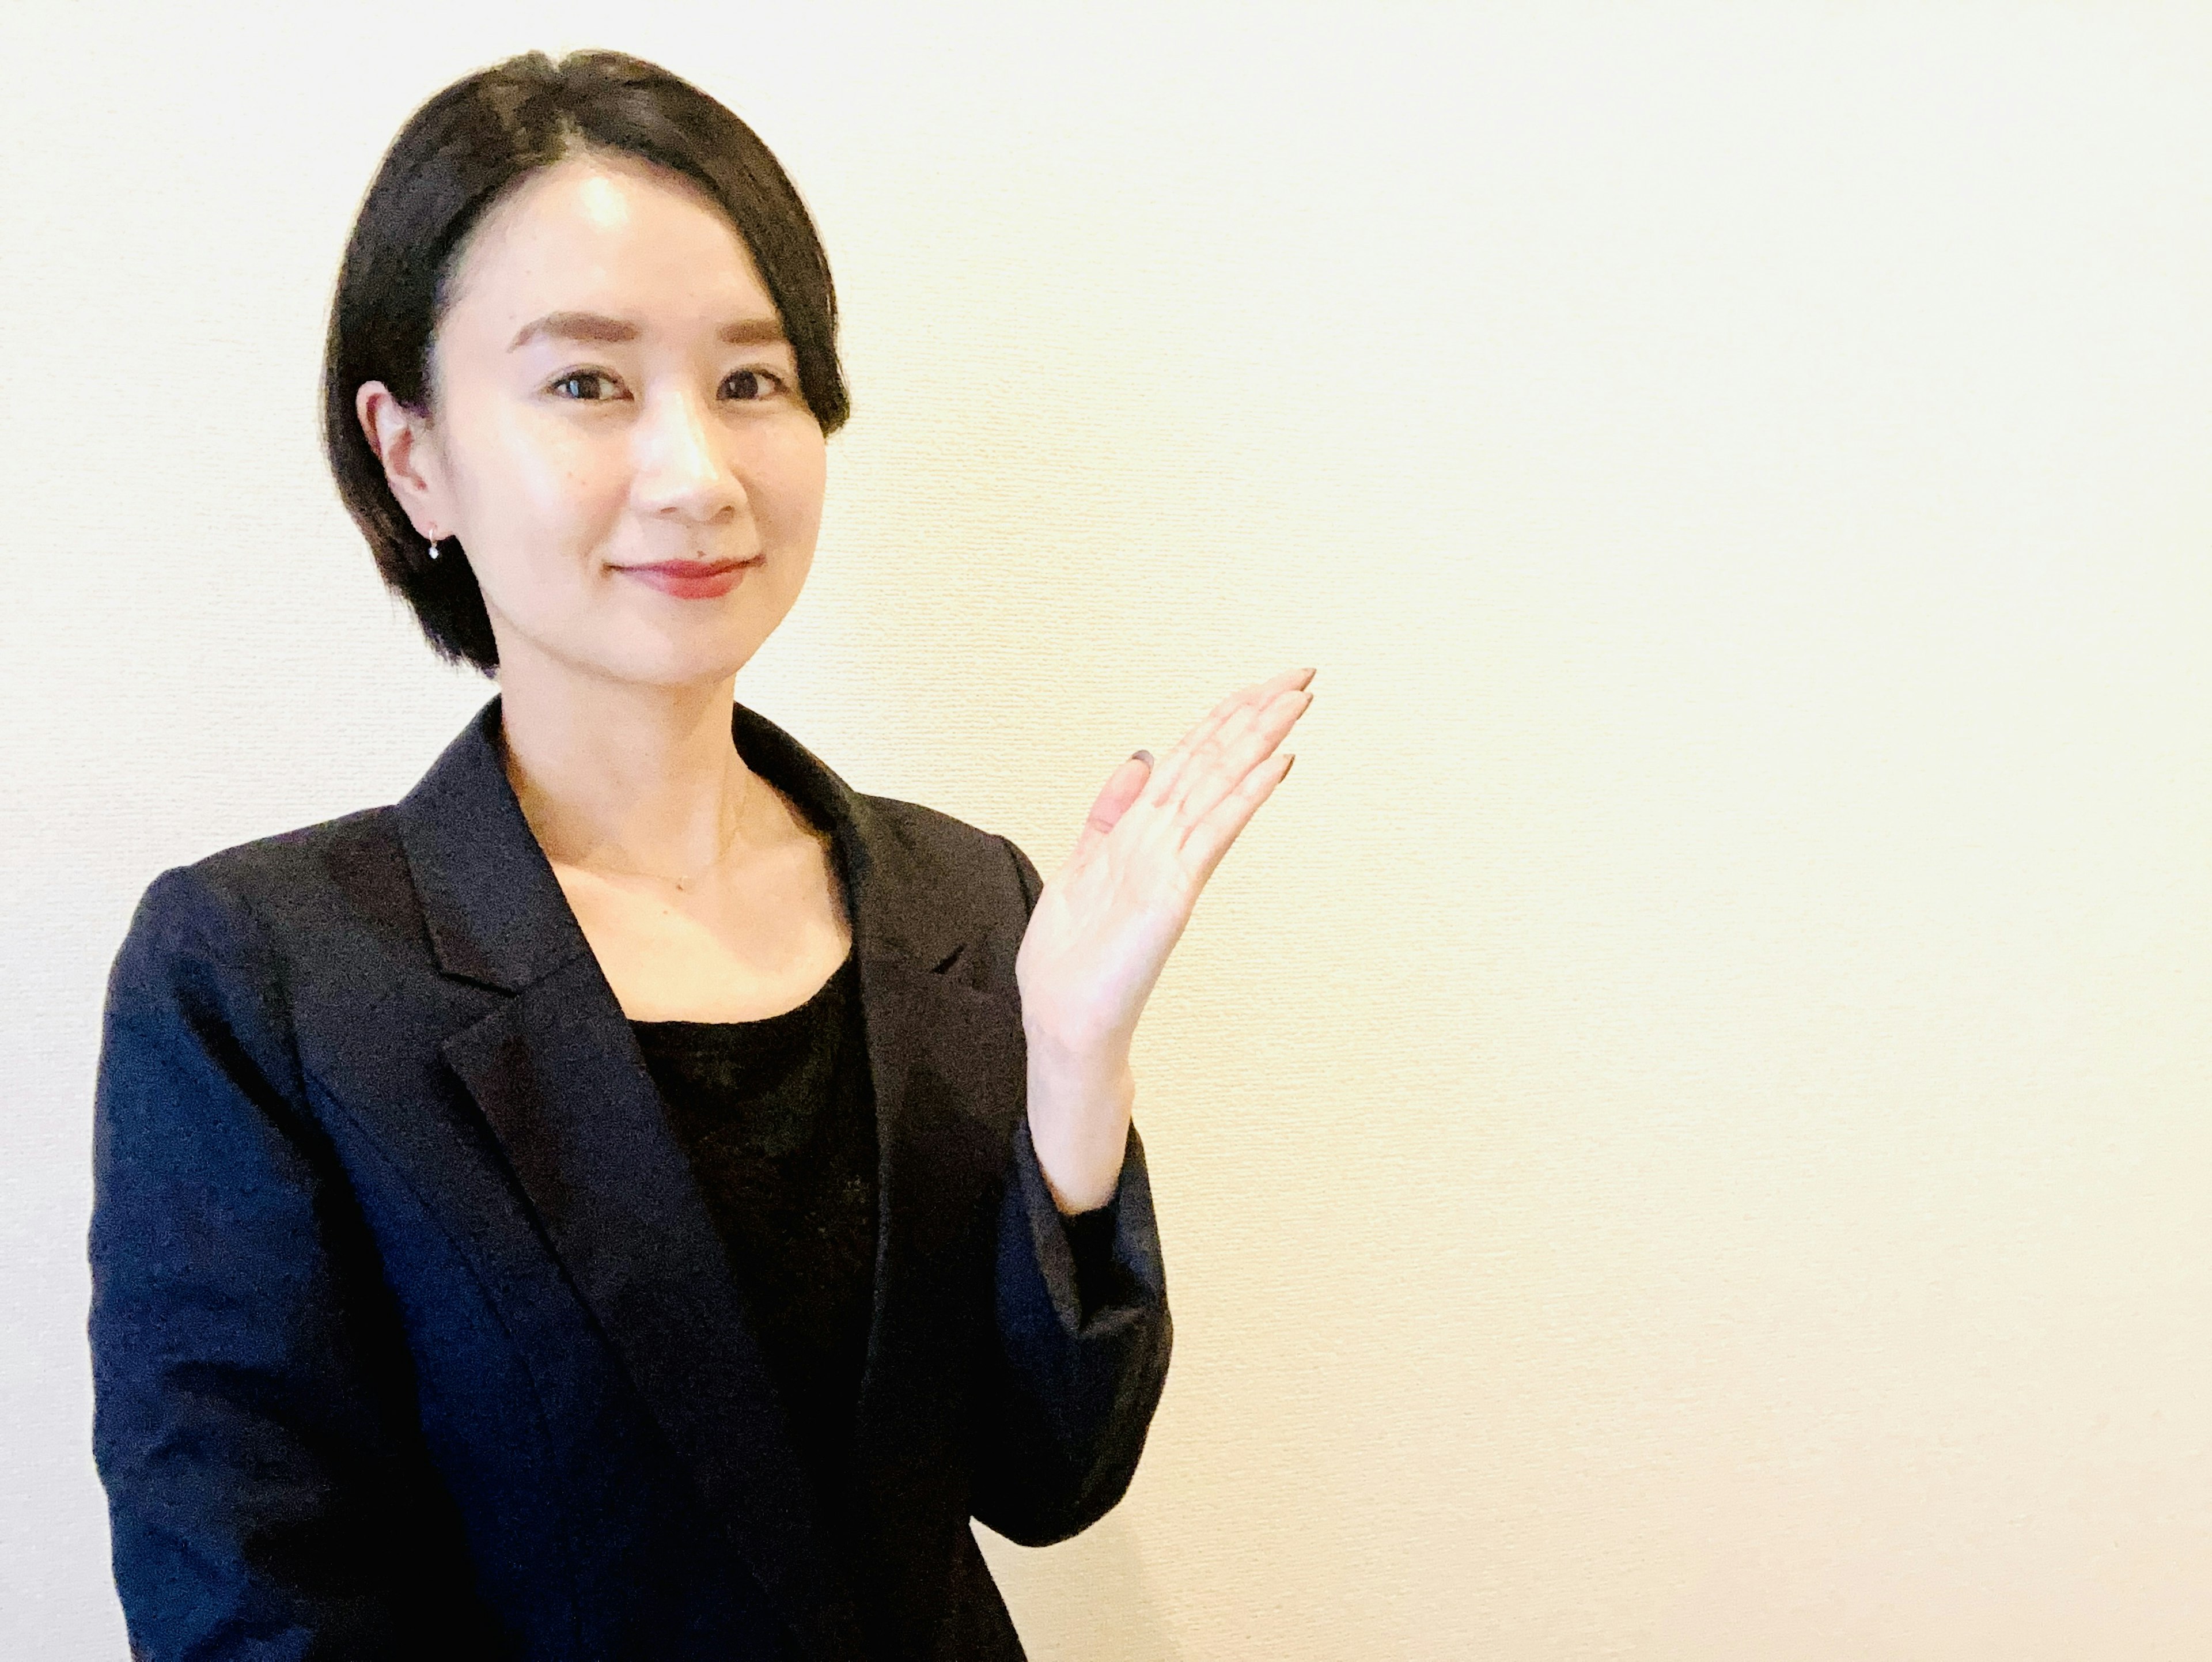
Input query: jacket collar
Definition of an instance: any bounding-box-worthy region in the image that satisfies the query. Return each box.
[391,693,1030,1661]
[395,691,969,991]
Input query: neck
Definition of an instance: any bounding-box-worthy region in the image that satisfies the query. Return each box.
[494,648,759,880]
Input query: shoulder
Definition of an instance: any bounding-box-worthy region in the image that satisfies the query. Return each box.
[854,791,1046,922]
[132,805,408,934]
[113,806,419,1014]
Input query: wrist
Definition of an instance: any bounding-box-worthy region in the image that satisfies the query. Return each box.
[1024,1042,1135,1216]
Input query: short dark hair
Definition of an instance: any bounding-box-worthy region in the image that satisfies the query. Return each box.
[320,48,848,677]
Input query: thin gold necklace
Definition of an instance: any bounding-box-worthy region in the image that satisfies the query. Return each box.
[571,768,755,893]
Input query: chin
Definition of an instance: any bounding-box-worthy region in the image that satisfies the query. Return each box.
[610,628,763,691]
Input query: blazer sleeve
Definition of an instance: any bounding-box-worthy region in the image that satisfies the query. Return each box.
[966,835,1174,1548]
[88,866,495,1659]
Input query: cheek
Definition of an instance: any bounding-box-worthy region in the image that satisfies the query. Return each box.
[465,489,612,627]
[460,396,603,518]
[759,426,828,535]
[467,542,580,646]
[514,430,622,528]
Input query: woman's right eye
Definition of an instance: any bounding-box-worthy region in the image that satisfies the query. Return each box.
[548,370,618,400]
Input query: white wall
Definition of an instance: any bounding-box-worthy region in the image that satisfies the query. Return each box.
[5,3,2209,1656]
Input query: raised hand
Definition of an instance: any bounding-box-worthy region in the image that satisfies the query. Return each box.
[1016,665,1316,1212]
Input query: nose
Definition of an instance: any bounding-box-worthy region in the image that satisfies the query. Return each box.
[631,383,747,531]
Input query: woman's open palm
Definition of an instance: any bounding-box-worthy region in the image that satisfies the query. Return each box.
[1014,665,1316,1059]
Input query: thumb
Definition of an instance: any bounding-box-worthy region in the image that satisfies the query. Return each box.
[1071,749,1154,867]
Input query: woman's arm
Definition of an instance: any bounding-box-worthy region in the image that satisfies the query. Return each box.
[965,836,1173,1547]
[967,669,1307,1543]
[89,866,494,1659]
[969,1112,1174,1547]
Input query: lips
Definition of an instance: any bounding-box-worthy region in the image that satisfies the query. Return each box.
[616,555,763,600]
[627,556,759,577]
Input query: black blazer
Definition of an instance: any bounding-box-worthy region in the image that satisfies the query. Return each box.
[88,694,1173,1661]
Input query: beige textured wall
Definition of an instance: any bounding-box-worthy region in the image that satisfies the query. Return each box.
[6,3,2210,1656]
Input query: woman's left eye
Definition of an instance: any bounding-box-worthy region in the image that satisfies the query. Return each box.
[724,368,786,401]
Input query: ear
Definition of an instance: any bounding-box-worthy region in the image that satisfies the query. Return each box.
[355,380,449,543]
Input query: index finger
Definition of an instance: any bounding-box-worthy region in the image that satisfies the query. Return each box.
[1147,664,1317,802]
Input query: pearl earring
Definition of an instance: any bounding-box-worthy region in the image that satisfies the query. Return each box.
[426,537,442,562]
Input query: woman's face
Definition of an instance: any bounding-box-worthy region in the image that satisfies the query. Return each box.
[362,148,827,688]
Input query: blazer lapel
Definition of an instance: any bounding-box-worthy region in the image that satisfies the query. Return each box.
[392,693,1029,1661]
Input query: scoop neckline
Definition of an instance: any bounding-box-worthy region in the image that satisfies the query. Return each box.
[627,945,855,1035]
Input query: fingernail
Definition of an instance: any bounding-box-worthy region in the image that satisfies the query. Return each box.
[1131,749,1154,766]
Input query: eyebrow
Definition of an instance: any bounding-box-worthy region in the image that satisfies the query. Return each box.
[506,311,788,351]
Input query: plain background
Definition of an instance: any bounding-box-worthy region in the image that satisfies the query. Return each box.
[5,2,2210,1656]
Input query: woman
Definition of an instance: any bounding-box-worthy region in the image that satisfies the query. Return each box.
[88,47,1312,1662]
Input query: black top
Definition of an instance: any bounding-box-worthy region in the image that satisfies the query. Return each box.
[630,947,1123,1583]
[630,948,877,1531]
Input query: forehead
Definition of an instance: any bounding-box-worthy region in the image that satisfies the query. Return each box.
[444,150,774,330]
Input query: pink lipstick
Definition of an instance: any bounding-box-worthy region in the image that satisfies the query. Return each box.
[616,556,762,600]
